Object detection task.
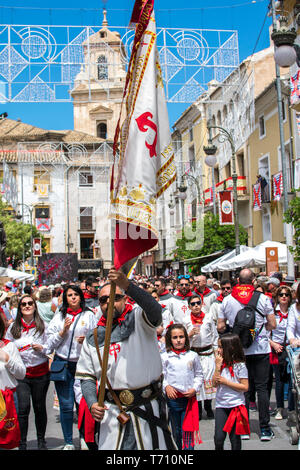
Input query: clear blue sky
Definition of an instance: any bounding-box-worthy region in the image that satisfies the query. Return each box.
[0,0,272,130]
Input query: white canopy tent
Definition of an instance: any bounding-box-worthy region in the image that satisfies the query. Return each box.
[201,245,251,273]
[215,240,289,271]
[0,267,34,281]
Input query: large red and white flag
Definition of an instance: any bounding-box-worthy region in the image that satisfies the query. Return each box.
[110,0,176,270]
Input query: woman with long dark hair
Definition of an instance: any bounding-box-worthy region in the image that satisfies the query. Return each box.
[47,285,97,450]
[6,294,50,450]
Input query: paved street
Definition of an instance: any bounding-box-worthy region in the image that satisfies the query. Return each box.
[22,382,298,451]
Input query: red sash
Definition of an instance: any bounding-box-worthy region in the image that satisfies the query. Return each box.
[26,361,49,378]
[0,389,21,449]
[176,392,202,448]
[78,397,95,443]
[231,285,255,305]
[97,303,133,327]
[223,404,250,436]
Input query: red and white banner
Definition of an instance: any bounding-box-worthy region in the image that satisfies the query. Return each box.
[218,191,234,225]
[272,172,283,201]
[110,0,176,270]
[253,183,262,211]
[35,218,51,232]
[33,238,42,257]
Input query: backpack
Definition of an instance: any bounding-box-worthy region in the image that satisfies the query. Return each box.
[232,291,264,349]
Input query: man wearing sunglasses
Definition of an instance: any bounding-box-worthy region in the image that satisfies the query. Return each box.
[84,277,100,311]
[209,279,232,326]
[76,267,176,450]
[194,274,217,311]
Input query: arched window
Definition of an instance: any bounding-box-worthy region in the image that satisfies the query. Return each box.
[97,55,108,80]
[97,122,107,139]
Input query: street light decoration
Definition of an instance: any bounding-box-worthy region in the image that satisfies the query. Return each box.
[271,16,299,68]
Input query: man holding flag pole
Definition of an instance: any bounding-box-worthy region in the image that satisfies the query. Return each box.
[75,0,177,450]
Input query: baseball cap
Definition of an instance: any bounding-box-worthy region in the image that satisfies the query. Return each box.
[266,277,280,287]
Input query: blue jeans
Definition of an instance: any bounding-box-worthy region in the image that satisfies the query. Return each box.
[54,358,77,445]
[167,397,193,450]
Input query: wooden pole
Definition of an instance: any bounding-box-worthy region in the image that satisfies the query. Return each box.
[97,280,116,407]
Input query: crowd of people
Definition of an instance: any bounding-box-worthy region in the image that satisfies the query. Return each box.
[0,268,299,451]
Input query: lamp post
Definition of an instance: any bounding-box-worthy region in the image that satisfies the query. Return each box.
[204,125,240,256]
[271,0,295,277]
[16,203,34,267]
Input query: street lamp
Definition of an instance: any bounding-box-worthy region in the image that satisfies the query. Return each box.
[16,203,34,267]
[271,0,295,277]
[271,15,299,67]
[204,124,240,256]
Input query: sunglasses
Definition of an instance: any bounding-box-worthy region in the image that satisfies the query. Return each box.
[179,283,189,287]
[279,293,290,297]
[222,287,231,290]
[99,294,125,305]
[20,301,34,308]
[190,301,202,307]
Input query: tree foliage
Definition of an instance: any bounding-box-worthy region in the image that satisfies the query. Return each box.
[173,212,248,271]
[0,196,45,268]
[284,194,300,261]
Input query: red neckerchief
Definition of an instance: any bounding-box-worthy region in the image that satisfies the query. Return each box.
[265,292,273,298]
[216,294,224,302]
[191,312,205,325]
[159,290,169,297]
[223,404,250,436]
[171,348,186,355]
[195,287,210,297]
[176,291,193,299]
[97,303,133,327]
[84,292,98,299]
[127,298,136,305]
[231,285,255,305]
[67,307,82,322]
[21,318,36,334]
[0,338,10,346]
[221,362,235,377]
[161,304,166,309]
[276,309,288,323]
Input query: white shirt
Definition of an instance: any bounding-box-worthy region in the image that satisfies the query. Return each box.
[47,309,97,362]
[215,362,248,409]
[182,311,218,350]
[287,303,300,341]
[161,349,203,394]
[6,322,49,368]
[219,292,274,355]
[0,341,26,390]
[170,295,192,324]
[271,308,289,345]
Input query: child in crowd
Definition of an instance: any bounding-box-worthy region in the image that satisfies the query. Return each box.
[161,323,203,450]
[213,333,249,450]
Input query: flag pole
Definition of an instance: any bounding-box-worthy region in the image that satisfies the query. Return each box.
[97,279,116,407]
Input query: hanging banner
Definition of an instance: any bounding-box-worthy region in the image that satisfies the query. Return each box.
[266,247,279,276]
[33,238,42,257]
[290,71,300,106]
[253,183,261,211]
[295,159,300,190]
[218,190,234,225]
[272,172,283,201]
[35,218,51,232]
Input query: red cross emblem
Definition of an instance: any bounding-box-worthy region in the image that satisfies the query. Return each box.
[136,111,158,158]
[109,343,121,362]
[181,305,188,313]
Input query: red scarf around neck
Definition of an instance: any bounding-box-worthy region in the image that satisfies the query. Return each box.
[216,294,224,302]
[21,318,36,334]
[176,291,193,299]
[84,292,98,299]
[67,307,82,322]
[221,362,235,377]
[97,303,133,327]
[195,287,210,297]
[159,290,169,297]
[276,309,288,323]
[231,285,255,305]
[171,348,186,355]
[190,312,205,325]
